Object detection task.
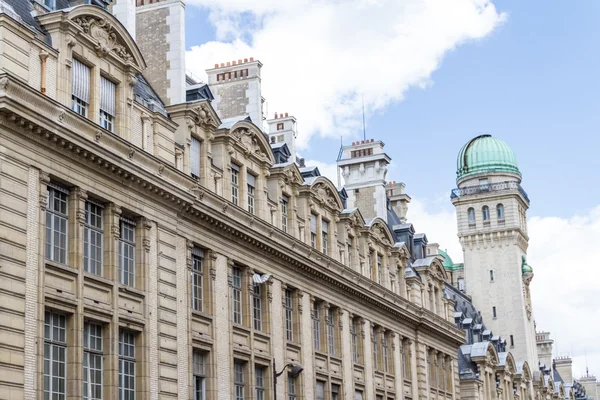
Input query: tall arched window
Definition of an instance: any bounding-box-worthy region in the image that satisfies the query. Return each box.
[467,208,476,226]
[497,204,505,220]
[482,206,490,222]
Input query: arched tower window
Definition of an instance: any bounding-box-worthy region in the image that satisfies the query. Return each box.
[467,208,475,227]
[482,206,490,222]
[497,204,505,220]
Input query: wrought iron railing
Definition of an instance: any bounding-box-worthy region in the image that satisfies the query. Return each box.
[450,181,530,203]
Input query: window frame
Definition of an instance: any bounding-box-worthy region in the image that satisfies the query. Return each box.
[231,164,240,206]
[83,321,103,400]
[118,329,136,400]
[84,201,104,276]
[190,136,201,178]
[482,205,490,222]
[46,186,69,264]
[193,350,207,400]
[287,374,297,400]
[310,214,317,249]
[191,247,205,312]
[118,218,136,287]
[44,310,67,400]
[327,308,336,356]
[232,266,243,325]
[312,302,321,352]
[284,288,294,342]
[497,203,505,220]
[72,58,90,118]
[253,283,263,332]
[234,360,245,400]
[352,319,359,364]
[281,195,289,233]
[467,207,476,227]
[322,219,329,255]
[255,365,266,400]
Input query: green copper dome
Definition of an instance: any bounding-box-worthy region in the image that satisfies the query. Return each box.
[521,256,533,276]
[438,249,463,271]
[456,135,520,182]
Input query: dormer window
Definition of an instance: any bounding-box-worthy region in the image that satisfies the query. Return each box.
[72,59,90,118]
[190,137,201,178]
[231,164,240,206]
[247,173,256,214]
[38,0,56,10]
[322,220,329,255]
[310,214,317,249]
[277,123,284,131]
[100,76,116,132]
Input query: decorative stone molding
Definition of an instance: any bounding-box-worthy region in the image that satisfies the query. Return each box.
[72,16,133,62]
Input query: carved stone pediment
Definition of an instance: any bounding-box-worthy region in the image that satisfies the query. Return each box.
[73,16,133,62]
[313,182,338,209]
[192,104,217,128]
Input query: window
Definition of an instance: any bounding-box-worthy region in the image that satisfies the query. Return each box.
[327,308,335,356]
[490,270,494,282]
[100,76,116,132]
[467,207,476,226]
[72,58,90,117]
[41,0,56,9]
[277,135,284,142]
[322,220,329,255]
[234,361,245,400]
[401,340,408,379]
[277,122,284,130]
[253,283,263,331]
[479,178,489,188]
[310,214,317,249]
[383,333,389,373]
[255,366,265,400]
[44,310,67,400]
[118,330,136,400]
[118,218,136,287]
[497,204,505,220]
[315,381,325,400]
[46,185,69,264]
[231,164,239,205]
[482,206,490,222]
[281,196,289,233]
[510,335,514,347]
[288,375,297,400]
[493,306,497,318]
[191,137,201,178]
[355,391,364,400]
[192,247,204,312]
[368,252,374,280]
[457,278,465,291]
[332,384,340,400]
[284,289,293,342]
[377,254,383,284]
[372,327,378,370]
[83,321,103,400]
[352,320,359,363]
[232,266,243,324]
[313,302,320,351]
[84,201,104,276]
[347,237,353,267]
[193,350,206,400]
[247,173,256,214]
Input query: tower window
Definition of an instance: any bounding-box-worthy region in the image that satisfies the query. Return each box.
[497,204,505,220]
[467,208,476,227]
[510,335,514,347]
[492,306,497,318]
[277,123,284,130]
[482,206,490,222]
[490,270,494,282]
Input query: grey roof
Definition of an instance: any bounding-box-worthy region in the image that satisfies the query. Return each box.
[2,0,56,45]
[133,75,168,117]
[271,160,295,168]
[454,311,464,318]
[394,241,406,248]
[218,115,251,130]
[497,352,508,366]
[270,142,286,149]
[341,208,358,214]
[414,233,426,239]
[470,341,490,358]
[411,256,437,268]
[462,318,473,325]
[474,324,483,331]
[302,177,317,186]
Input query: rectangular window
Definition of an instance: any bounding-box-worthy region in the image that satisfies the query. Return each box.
[84,201,104,276]
[490,270,494,281]
[255,366,265,400]
[99,76,116,132]
[44,310,67,400]
[118,330,136,400]
[377,254,383,284]
[191,137,201,178]
[277,122,284,130]
[46,186,69,264]
[42,0,56,10]
[352,321,359,363]
[327,308,335,356]
[315,381,325,400]
[493,306,497,318]
[83,321,103,400]
[313,302,320,352]
[332,384,340,400]
[310,214,317,248]
[72,58,90,117]
[281,196,289,233]
[284,289,293,342]
[231,164,239,205]
[368,252,374,280]
[347,237,353,267]
[118,218,136,287]
[192,247,204,312]
[372,327,378,370]
[383,333,389,373]
[253,283,263,331]
[288,375,297,400]
[234,361,245,400]
[232,267,242,324]
[510,335,514,347]
[322,220,329,255]
[247,173,255,214]
[355,391,364,400]
[193,350,206,400]
[402,339,411,381]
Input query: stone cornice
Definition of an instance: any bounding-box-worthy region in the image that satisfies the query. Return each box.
[0,73,464,346]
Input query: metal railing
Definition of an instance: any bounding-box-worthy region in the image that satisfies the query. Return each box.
[450,181,530,203]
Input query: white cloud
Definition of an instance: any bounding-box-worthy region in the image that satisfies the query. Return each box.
[185,0,506,148]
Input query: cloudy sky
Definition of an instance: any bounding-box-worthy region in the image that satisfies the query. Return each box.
[184,0,600,378]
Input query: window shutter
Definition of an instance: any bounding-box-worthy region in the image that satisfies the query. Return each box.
[247,173,256,187]
[100,76,116,116]
[191,247,204,257]
[310,215,317,233]
[322,220,328,233]
[72,59,90,103]
[190,137,201,177]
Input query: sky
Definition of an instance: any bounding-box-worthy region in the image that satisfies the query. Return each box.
[183,0,600,379]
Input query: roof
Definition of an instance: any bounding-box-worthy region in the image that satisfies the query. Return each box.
[411,256,438,268]
[456,134,520,182]
[2,0,58,45]
[133,75,168,117]
[470,341,490,358]
[218,115,251,130]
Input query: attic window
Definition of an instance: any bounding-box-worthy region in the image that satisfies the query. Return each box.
[38,0,56,10]
[277,123,284,131]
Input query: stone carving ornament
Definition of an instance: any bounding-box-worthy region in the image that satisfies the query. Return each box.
[73,16,133,62]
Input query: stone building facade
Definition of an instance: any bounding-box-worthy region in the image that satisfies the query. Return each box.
[0,1,467,399]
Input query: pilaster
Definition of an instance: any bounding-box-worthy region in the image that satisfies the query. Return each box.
[215,254,232,400]
[301,293,315,399]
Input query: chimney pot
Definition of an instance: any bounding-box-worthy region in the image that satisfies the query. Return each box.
[232,61,237,65]
[352,142,355,146]
[244,58,248,63]
[371,138,374,142]
[226,62,231,66]
[285,112,288,117]
[220,63,224,67]
[361,140,365,144]
[274,112,277,119]
[279,114,283,118]
[214,63,219,68]
[238,59,242,64]
[250,57,254,61]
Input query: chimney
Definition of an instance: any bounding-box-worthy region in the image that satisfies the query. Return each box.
[136,0,187,105]
[387,181,411,223]
[113,0,136,39]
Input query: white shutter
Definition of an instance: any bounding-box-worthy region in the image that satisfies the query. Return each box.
[100,76,116,116]
[72,59,90,103]
[190,137,201,177]
[310,214,317,233]
[247,173,256,187]
[322,220,328,233]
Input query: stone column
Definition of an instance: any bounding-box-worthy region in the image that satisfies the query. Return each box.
[214,254,232,400]
[414,334,429,400]
[394,333,404,400]
[271,279,285,400]
[364,319,374,400]
[176,237,191,399]
[146,220,158,400]
[301,294,315,399]
[342,310,354,398]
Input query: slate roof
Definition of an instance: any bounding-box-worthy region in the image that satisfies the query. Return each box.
[133,75,168,117]
[3,0,54,45]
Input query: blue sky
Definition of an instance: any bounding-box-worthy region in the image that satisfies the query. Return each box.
[183,0,600,376]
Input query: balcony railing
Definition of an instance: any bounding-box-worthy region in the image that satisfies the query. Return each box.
[450,181,530,203]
